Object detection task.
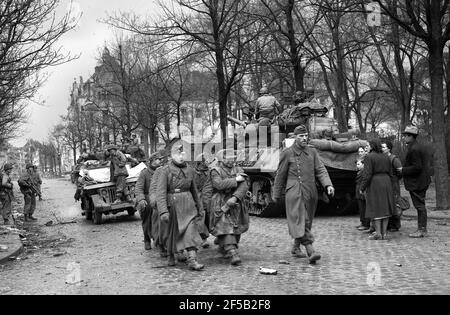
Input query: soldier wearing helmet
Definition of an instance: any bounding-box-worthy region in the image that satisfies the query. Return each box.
[247,86,281,126]
[106,144,130,204]
[1,163,14,224]
[18,163,38,221]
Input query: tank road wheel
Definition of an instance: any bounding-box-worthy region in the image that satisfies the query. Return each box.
[93,210,102,225]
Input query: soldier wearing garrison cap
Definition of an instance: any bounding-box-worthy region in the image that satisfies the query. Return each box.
[397,125,431,238]
[273,124,334,264]
[1,163,14,224]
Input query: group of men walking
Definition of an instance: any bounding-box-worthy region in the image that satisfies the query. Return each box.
[135,145,250,270]
[1,163,42,224]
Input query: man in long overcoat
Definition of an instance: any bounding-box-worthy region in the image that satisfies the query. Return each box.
[156,145,205,270]
[397,125,431,238]
[209,149,249,266]
[273,125,334,264]
[135,152,163,250]
[106,145,130,204]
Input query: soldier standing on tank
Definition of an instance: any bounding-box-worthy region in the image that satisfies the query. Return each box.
[18,163,39,222]
[209,149,249,266]
[106,144,130,204]
[1,163,15,225]
[156,145,205,270]
[273,125,335,264]
[135,152,163,250]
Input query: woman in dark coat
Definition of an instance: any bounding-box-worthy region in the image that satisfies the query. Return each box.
[359,139,395,240]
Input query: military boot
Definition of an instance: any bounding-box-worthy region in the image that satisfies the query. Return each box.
[176,251,187,262]
[168,254,176,266]
[291,239,307,258]
[187,250,204,271]
[305,244,321,264]
[144,240,151,250]
[229,248,242,266]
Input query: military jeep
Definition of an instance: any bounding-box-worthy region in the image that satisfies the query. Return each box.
[78,162,145,224]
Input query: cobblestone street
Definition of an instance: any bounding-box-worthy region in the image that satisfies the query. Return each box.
[1,178,449,295]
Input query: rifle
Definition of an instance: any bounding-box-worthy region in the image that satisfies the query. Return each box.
[24,179,41,198]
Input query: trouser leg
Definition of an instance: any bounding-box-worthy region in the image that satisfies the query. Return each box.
[30,194,36,215]
[358,199,370,227]
[1,196,12,221]
[24,194,32,215]
[140,205,152,243]
[410,189,427,231]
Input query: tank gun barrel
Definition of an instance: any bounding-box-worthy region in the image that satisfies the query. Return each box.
[227,115,247,127]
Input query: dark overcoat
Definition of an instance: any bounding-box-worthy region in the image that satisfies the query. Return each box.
[273,144,332,239]
[360,152,395,219]
[209,164,249,237]
[402,140,431,191]
[156,162,203,254]
[195,168,212,235]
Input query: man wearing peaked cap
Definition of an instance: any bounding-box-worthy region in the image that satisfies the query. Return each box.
[398,125,431,238]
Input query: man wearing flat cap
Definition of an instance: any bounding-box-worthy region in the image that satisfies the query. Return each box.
[135,151,163,250]
[397,125,431,238]
[1,163,14,224]
[273,124,334,264]
[209,148,249,266]
[18,163,39,221]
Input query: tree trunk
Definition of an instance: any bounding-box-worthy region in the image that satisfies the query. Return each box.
[428,25,449,209]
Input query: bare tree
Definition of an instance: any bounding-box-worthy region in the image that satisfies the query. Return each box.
[0,0,79,142]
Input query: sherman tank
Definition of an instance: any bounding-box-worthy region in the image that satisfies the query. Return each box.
[228,101,368,217]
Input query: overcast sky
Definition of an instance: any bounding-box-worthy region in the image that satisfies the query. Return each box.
[12,0,160,147]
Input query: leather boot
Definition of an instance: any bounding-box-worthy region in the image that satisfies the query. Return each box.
[305,244,321,264]
[144,240,151,250]
[176,251,187,262]
[291,239,307,258]
[229,248,242,266]
[160,247,168,258]
[187,250,204,271]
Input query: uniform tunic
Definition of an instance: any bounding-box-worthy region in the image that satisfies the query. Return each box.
[18,172,37,215]
[156,162,203,254]
[195,168,212,237]
[110,150,129,194]
[209,165,249,240]
[360,152,395,219]
[273,144,332,241]
[0,173,13,220]
[135,167,155,243]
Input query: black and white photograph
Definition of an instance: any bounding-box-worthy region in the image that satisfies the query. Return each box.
[1,0,450,298]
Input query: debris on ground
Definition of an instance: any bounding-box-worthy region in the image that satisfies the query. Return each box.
[395,264,402,267]
[259,267,277,275]
[278,260,290,265]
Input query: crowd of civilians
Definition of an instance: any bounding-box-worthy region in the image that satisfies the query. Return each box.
[355,125,431,240]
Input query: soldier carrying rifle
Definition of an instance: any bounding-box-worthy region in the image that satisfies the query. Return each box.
[18,163,40,222]
[1,163,15,225]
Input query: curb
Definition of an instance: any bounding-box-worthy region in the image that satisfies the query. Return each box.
[0,236,24,265]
